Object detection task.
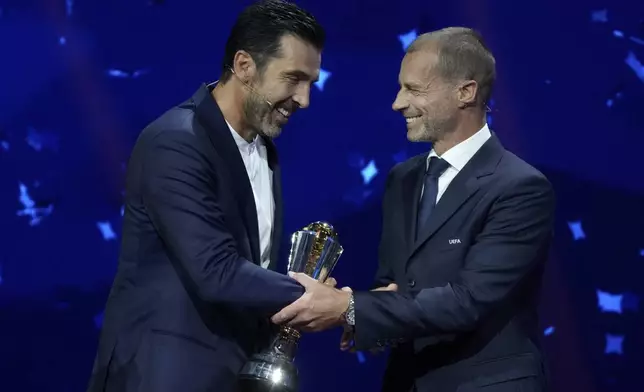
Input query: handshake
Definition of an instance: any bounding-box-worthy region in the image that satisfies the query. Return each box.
[270,272,398,351]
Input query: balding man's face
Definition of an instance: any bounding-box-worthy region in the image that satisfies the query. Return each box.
[392,49,459,143]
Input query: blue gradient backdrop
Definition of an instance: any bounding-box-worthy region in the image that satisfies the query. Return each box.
[1,0,643,391]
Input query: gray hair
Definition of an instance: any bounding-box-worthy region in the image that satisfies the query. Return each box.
[407,27,496,108]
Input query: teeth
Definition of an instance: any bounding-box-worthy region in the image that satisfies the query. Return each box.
[405,116,421,123]
[277,108,290,117]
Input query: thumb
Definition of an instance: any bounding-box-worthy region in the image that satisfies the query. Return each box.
[288,272,317,288]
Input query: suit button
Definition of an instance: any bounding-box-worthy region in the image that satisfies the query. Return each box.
[408,280,416,288]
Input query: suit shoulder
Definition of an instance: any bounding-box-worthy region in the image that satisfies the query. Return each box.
[142,105,196,140]
[498,150,552,192]
[132,104,201,153]
[127,104,209,170]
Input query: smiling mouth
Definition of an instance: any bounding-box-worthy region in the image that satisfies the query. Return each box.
[405,115,421,124]
[276,107,291,118]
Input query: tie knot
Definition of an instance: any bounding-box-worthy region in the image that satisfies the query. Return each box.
[426,156,450,178]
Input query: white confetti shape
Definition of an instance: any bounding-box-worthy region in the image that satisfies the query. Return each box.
[97,221,117,241]
[625,51,644,83]
[16,183,54,226]
[361,160,378,185]
[597,290,622,314]
[398,29,417,51]
[314,69,331,91]
[630,36,644,46]
[107,69,130,78]
[604,334,624,355]
[567,221,585,240]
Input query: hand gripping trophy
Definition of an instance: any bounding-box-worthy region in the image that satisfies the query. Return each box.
[237,221,344,392]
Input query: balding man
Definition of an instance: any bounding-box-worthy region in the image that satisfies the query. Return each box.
[271,27,555,392]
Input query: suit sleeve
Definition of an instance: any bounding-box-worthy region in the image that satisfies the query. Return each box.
[371,167,398,289]
[140,130,304,312]
[353,174,555,350]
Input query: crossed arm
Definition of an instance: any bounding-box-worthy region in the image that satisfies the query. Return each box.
[140,130,303,312]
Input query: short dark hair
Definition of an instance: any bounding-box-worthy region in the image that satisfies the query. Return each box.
[408,27,496,108]
[220,0,325,83]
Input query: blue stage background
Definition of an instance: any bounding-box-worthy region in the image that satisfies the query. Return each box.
[1,0,643,390]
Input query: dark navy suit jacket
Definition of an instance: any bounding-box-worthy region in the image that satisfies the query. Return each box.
[86,84,304,392]
[354,135,555,391]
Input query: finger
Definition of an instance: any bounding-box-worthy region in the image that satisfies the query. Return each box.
[324,277,337,287]
[299,323,320,333]
[271,301,304,324]
[288,272,318,288]
[340,325,354,350]
[340,334,353,350]
[340,286,353,293]
[373,283,398,292]
[286,316,310,330]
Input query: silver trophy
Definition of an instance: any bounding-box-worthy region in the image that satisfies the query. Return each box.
[237,221,344,392]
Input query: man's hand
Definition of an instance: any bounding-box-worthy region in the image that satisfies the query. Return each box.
[340,283,398,353]
[271,272,350,332]
[324,277,338,288]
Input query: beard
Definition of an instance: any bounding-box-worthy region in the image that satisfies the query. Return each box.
[241,86,283,139]
[421,115,458,143]
[406,113,457,143]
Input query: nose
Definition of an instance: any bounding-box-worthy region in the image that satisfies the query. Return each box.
[292,84,311,109]
[392,89,407,112]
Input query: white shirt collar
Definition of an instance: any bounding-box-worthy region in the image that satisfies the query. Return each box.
[226,120,263,153]
[428,123,492,171]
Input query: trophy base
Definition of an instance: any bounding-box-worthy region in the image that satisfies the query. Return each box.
[237,353,298,392]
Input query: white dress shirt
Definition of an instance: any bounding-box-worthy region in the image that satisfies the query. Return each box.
[226,121,274,269]
[424,124,492,203]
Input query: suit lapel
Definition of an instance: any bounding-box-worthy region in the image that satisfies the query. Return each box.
[410,135,504,258]
[189,84,261,265]
[400,156,427,253]
[265,138,283,271]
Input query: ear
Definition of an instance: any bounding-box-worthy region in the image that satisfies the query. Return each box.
[457,80,478,108]
[232,50,257,81]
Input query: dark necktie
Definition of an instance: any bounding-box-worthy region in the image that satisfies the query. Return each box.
[416,156,450,240]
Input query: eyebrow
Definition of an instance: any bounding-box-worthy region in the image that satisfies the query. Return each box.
[284,70,318,82]
[401,81,424,90]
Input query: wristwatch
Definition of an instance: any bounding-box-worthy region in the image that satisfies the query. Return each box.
[344,293,355,326]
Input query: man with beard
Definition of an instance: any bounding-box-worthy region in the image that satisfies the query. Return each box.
[86,1,325,391]
[271,27,555,391]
